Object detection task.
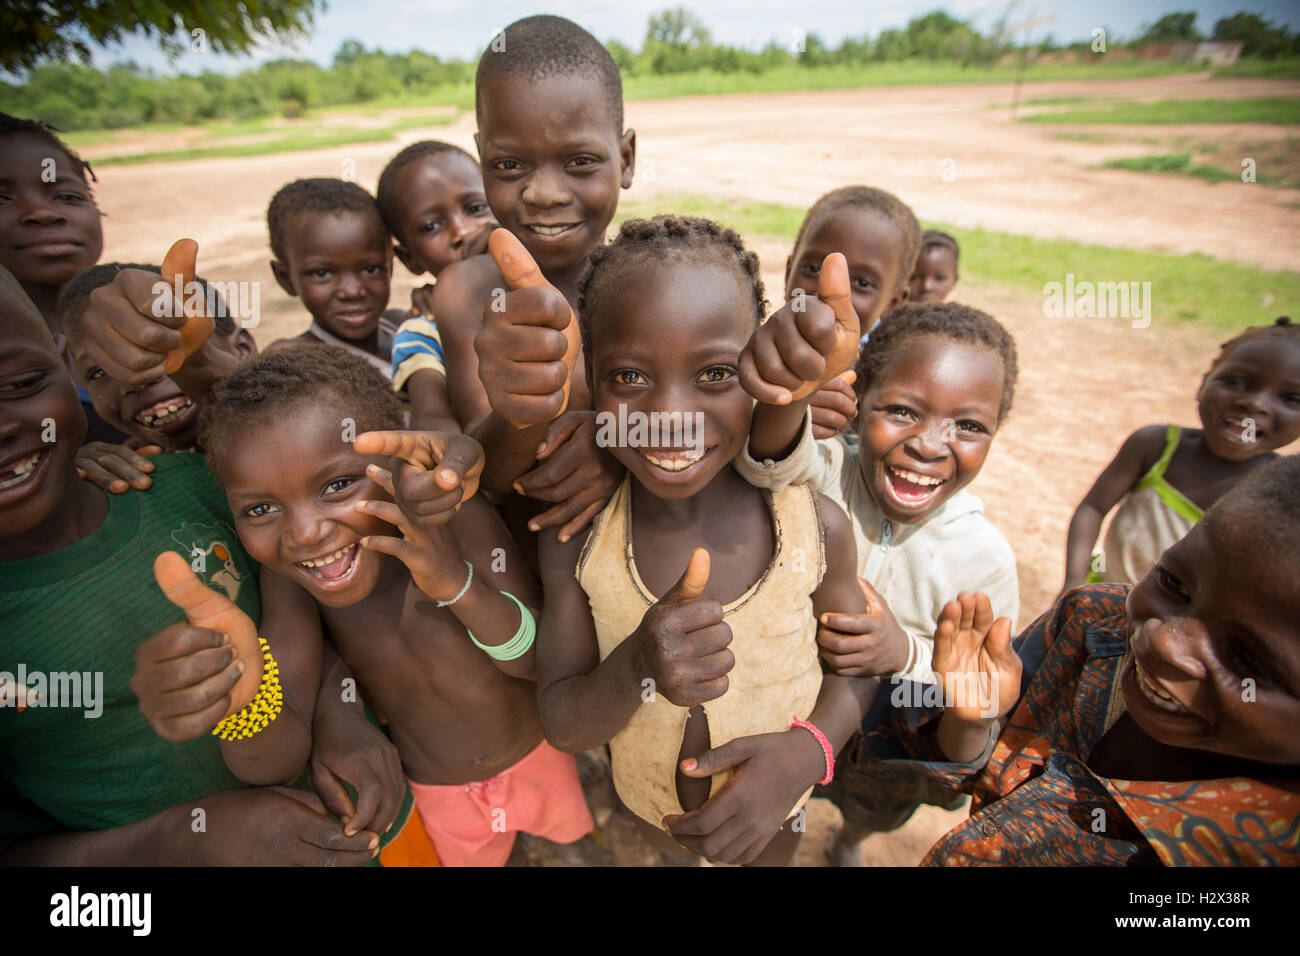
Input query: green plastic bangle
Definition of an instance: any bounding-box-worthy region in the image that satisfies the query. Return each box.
[468,591,536,661]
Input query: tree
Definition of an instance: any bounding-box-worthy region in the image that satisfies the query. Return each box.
[1213,12,1293,59]
[645,7,710,49]
[0,0,321,74]
[1135,12,1202,46]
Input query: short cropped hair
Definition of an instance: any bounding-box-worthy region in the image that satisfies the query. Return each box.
[266,178,387,262]
[578,215,766,380]
[789,186,922,293]
[376,140,479,242]
[475,14,623,130]
[855,301,1018,424]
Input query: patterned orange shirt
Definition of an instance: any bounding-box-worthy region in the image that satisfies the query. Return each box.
[865,585,1300,865]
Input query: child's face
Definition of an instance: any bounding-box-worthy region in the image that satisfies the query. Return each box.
[1196,338,1300,460]
[66,317,251,451]
[0,134,103,289]
[786,209,907,327]
[590,260,754,501]
[476,73,634,277]
[908,245,958,304]
[1125,499,1300,764]
[0,312,87,539]
[857,335,1003,524]
[392,152,498,277]
[218,399,393,608]
[271,210,392,341]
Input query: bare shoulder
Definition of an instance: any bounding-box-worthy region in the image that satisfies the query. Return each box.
[431,255,505,329]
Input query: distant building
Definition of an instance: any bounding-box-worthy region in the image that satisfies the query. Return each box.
[1134,41,1242,66]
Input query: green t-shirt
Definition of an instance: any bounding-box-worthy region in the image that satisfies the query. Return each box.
[0,453,413,861]
[0,453,262,845]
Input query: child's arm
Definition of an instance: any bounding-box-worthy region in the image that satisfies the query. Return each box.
[663,494,875,864]
[353,429,540,680]
[405,368,460,433]
[537,539,734,754]
[739,252,859,462]
[308,640,407,838]
[429,257,497,430]
[0,788,378,866]
[931,593,1021,763]
[213,566,321,785]
[141,553,319,784]
[1063,425,1167,590]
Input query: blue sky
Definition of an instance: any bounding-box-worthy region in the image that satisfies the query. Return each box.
[82,0,1300,75]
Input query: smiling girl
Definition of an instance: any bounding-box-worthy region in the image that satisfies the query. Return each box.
[736,300,1021,864]
[1064,317,1300,591]
[535,216,872,865]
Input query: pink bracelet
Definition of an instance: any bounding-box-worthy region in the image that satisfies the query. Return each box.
[791,716,834,786]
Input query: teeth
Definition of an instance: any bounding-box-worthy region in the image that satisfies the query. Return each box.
[1133,660,1189,714]
[300,545,352,569]
[138,397,192,426]
[889,465,945,487]
[530,225,573,236]
[643,450,704,472]
[0,452,41,489]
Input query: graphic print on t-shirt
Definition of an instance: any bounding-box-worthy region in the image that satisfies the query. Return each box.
[169,520,244,603]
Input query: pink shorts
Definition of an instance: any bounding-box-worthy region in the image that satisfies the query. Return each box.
[406,740,594,867]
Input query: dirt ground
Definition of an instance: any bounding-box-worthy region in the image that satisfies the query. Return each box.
[80,75,1299,866]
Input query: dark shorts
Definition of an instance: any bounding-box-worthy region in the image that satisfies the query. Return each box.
[815,731,964,834]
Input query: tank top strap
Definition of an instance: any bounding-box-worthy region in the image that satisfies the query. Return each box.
[1134,424,1204,524]
[767,481,827,594]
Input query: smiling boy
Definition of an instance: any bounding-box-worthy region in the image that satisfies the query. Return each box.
[267,178,405,371]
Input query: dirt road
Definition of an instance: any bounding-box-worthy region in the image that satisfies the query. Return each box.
[79,75,1299,865]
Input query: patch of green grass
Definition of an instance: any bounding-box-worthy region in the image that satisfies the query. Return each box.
[1052,131,1112,143]
[1104,153,1194,173]
[1024,97,1300,125]
[1212,57,1300,79]
[92,127,401,166]
[386,112,458,131]
[615,193,1298,331]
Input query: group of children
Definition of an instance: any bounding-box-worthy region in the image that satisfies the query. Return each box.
[2,13,1297,868]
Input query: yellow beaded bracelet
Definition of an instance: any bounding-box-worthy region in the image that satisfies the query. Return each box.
[212,635,284,741]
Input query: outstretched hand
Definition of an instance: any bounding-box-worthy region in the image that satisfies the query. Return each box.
[932,593,1020,722]
[474,229,582,429]
[352,430,484,601]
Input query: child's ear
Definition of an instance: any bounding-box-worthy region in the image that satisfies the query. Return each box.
[231,328,257,359]
[619,128,636,190]
[393,241,424,277]
[270,260,297,298]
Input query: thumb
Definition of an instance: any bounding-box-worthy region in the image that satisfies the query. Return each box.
[159,238,212,374]
[153,549,261,710]
[816,253,858,335]
[680,737,752,777]
[666,548,710,603]
[857,576,885,616]
[489,228,553,293]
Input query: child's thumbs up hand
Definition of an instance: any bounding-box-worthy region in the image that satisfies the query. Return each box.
[817,576,910,677]
[932,593,1021,723]
[81,238,215,387]
[160,238,215,374]
[633,549,735,708]
[131,551,261,741]
[474,229,581,429]
[739,252,861,406]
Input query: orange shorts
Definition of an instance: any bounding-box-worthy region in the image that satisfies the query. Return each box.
[406,739,594,867]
